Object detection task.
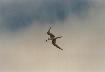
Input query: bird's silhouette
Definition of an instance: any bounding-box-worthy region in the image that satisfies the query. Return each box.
[46,27,63,50]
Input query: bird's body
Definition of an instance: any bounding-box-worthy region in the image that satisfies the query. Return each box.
[46,27,63,50]
[47,27,55,39]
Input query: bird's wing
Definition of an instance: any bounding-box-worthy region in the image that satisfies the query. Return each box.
[52,42,63,50]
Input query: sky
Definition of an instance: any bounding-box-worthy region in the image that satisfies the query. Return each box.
[0,0,105,72]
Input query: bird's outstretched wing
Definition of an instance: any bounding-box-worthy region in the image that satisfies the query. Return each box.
[52,42,63,50]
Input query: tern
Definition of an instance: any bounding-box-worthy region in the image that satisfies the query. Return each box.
[46,27,63,50]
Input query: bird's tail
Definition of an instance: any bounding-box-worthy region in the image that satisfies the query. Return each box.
[47,24,55,35]
[49,24,55,28]
[47,27,51,35]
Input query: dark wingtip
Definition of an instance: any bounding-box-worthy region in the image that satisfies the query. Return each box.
[59,48,63,51]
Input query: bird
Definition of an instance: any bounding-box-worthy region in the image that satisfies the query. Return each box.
[46,26,63,50]
[52,36,63,50]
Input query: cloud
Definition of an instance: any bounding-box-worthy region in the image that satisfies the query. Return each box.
[0,0,105,71]
[0,0,91,32]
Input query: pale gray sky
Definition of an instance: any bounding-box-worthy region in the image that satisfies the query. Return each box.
[0,0,105,72]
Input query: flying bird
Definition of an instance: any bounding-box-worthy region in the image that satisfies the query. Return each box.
[46,26,63,50]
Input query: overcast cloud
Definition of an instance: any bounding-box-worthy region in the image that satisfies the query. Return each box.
[0,0,105,72]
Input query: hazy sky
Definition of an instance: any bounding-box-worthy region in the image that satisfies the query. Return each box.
[0,0,105,72]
